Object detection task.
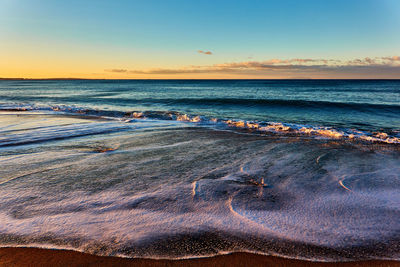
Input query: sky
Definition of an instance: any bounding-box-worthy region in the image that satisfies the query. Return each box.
[1,0,400,79]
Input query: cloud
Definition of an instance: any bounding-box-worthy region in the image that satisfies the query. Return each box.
[381,56,400,62]
[104,69,128,73]
[105,56,400,78]
[197,50,213,55]
[346,56,400,65]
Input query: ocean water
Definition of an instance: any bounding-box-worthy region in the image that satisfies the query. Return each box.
[0,79,399,261]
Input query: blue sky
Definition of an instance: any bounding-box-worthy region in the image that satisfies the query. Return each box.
[1,0,400,78]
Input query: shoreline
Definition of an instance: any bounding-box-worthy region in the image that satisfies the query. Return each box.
[0,247,398,267]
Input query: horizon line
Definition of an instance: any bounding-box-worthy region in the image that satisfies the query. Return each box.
[2,77,400,81]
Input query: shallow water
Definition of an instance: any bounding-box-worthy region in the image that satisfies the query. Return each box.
[0,80,399,261]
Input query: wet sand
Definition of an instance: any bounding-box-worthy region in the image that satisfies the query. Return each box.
[0,247,398,267]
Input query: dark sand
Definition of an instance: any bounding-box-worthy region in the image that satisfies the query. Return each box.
[0,248,398,267]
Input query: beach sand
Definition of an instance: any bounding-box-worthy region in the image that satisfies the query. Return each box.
[0,247,398,267]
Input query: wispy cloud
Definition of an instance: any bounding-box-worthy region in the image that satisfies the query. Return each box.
[382,56,400,62]
[105,69,128,73]
[197,50,213,55]
[105,56,400,78]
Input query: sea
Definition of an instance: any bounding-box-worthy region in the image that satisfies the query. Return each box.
[0,79,399,261]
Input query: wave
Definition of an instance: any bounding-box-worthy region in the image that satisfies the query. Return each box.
[0,122,126,147]
[2,95,400,112]
[1,103,399,145]
[141,97,400,111]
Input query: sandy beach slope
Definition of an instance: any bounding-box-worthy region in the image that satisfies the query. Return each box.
[0,247,399,267]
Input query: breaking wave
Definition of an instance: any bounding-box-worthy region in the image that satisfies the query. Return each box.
[1,103,399,145]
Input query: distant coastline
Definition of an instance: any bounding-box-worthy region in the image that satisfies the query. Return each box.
[0,78,88,80]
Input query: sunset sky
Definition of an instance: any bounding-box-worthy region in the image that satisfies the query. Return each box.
[1,0,400,79]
